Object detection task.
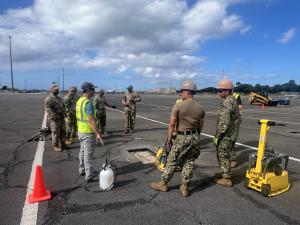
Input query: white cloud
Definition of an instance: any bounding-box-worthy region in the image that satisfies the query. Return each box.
[240,25,251,35]
[0,0,249,81]
[278,27,296,44]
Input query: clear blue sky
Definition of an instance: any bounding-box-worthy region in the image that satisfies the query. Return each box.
[0,0,299,91]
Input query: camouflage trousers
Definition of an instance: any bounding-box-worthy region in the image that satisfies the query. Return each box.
[65,112,77,139]
[95,109,106,133]
[49,119,66,147]
[216,139,233,179]
[230,117,241,161]
[124,108,136,131]
[229,142,237,161]
[162,133,201,183]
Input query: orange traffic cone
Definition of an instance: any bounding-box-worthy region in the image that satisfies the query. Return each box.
[29,165,51,203]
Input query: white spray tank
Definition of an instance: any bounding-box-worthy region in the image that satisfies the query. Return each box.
[99,159,117,191]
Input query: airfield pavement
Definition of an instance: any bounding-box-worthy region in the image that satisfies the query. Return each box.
[0,93,300,225]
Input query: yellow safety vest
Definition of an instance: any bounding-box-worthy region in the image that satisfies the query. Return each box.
[233,93,240,100]
[76,96,94,133]
[176,99,182,103]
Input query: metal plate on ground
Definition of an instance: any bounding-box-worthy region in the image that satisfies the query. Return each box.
[128,148,156,164]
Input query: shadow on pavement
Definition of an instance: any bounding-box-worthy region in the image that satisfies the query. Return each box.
[117,162,154,176]
[167,176,215,194]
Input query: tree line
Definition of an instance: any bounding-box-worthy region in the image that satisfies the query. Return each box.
[199,80,300,94]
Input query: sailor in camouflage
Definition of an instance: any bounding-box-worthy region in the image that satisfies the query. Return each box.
[45,84,67,152]
[64,86,79,144]
[229,92,243,168]
[214,79,241,187]
[151,80,205,197]
[93,89,116,134]
[122,85,141,133]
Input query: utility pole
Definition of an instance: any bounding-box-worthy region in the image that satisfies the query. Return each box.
[24,80,27,90]
[9,36,15,94]
[57,75,60,87]
[62,68,65,91]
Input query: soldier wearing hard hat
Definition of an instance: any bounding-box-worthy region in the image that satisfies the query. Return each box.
[122,85,141,133]
[151,80,205,197]
[64,86,79,144]
[93,89,116,134]
[213,79,241,187]
[45,84,67,152]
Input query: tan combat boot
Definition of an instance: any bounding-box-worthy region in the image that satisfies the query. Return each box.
[214,178,232,187]
[53,145,62,152]
[71,137,79,142]
[180,183,189,197]
[150,180,168,192]
[231,160,238,168]
[65,139,73,145]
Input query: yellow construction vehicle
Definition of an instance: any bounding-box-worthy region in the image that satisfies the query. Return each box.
[245,119,290,197]
[249,92,278,106]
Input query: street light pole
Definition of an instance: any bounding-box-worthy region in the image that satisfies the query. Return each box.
[9,36,15,94]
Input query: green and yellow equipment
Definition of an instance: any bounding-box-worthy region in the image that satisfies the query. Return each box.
[245,119,290,197]
[155,143,169,172]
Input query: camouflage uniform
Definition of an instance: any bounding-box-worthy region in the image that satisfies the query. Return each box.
[230,93,243,161]
[45,93,66,148]
[162,133,201,183]
[93,94,108,133]
[122,92,141,131]
[215,94,241,178]
[64,93,79,139]
[162,99,205,184]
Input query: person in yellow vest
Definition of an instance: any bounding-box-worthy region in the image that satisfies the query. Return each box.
[230,92,243,168]
[76,82,104,182]
[233,92,243,111]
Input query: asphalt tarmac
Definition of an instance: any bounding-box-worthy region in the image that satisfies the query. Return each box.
[0,93,300,225]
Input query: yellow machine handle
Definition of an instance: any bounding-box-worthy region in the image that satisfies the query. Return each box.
[254,119,276,173]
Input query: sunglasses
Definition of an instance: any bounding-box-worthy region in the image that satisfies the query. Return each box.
[180,89,187,93]
[217,89,229,93]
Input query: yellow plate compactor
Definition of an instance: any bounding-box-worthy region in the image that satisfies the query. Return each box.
[245,119,290,197]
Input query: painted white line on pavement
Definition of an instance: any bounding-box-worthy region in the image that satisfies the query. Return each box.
[241,115,300,125]
[243,109,300,116]
[138,102,300,125]
[205,112,300,125]
[108,107,300,163]
[20,111,48,225]
[139,102,172,109]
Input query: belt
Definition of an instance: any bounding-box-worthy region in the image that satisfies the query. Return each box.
[177,130,198,135]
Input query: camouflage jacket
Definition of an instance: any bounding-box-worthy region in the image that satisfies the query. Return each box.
[63,93,79,114]
[122,92,141,110]
[215,94,241,141]
[93,95,107,110]
[45,93,65,121]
